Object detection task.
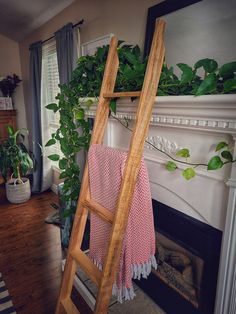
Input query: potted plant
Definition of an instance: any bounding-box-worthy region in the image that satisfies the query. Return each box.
[0,126,34,203]
[0,74,21,97]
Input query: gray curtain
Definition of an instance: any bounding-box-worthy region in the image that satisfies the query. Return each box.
[55,23,85,176]
[55,23,74,84]
[29,41,43,193]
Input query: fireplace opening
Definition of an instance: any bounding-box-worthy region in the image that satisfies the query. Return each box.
[134,200,222,314]
[155,232,204,309]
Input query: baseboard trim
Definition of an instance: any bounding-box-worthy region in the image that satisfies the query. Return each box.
[51,183,58,195]
[62,256,95,310]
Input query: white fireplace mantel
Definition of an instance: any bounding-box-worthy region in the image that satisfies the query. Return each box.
[86,93,236,314]
[87,94,236,134]
[87,94,236,230]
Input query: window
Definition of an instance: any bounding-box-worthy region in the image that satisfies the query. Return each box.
[41,39,62,164]
[41,33,111,167]
[81,34,113,56]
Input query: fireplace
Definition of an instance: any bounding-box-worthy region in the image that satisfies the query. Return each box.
[155,233,203,309]
[134,199,222,314]
[86,94,236,313]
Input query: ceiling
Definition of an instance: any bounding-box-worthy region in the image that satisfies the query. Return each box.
[0,0,75,42]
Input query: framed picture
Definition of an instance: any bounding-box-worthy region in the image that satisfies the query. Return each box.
[0,97,13,110]
[81,34,114,56]
[144,0,202,56]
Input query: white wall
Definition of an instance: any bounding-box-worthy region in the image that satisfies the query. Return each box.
[164,0,236,67]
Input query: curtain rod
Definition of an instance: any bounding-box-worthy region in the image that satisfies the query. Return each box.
[42,19,84,45]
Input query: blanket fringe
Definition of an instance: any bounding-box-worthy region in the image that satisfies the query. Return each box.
[112,283,136,303]
[91,255,157,303]
[132,254,157,280]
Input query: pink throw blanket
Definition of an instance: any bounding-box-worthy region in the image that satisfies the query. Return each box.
[88,144,157,302]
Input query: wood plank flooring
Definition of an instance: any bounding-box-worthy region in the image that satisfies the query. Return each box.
[0,189,62,314]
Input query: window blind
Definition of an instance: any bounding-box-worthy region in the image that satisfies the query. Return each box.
[41,39,62,162]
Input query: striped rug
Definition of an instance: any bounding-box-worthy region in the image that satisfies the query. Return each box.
[0,273,16,314]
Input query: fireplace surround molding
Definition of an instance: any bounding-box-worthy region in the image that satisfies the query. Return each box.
[85,94,236,313]
[87,95,236,228]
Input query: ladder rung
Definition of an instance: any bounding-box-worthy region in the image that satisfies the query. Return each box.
[82,198,114,224]
[70,249,102,286]
[103,91,141,98]
[61,297,80,314]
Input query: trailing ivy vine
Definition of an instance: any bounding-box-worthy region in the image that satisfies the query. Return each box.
[45,85,91,214]
[45,42,236,213]
[110,113,235,180]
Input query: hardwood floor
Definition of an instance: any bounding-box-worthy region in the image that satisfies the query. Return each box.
[0,189,63,314]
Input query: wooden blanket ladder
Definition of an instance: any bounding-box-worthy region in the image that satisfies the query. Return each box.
[56,19,165,314]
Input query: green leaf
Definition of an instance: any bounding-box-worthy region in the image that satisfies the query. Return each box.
[219,62,236,79]
[177,63,194,84]
[96,46,108,62]
[123,64,133,78]
[59,171,67,179]
[207,156,223,170]
[59,158,67,170]
[182,168,196,180]
[47,154,60,161]
[123,50,138,65]
[45,103,58,112]
[215,141,228,152]
[176,148,190,158]
[45,138,56,147]
[60,194,71,202]
[221,150,233,162]
[74,108,85,120]
[55,132,61,141]
[62,209,75,218]
[60,138,73,155]
[132,45,141,58]
[21,160,29,175]
[26,153,34,169]
[85,99,94,108]
[194,58,218,73]
[195,73,217,96]
[68,164,80,175]
[60,127,67,137]
[166,161,178,172]
[85,61,93,71]
[110,99,117,114]
[223,78,236,93]
[6,125,15,136]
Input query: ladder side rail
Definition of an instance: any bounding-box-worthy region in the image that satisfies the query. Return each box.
[90,36,119,145]
[56,37,119,314]
[61,297,81,314]
[94,19,166,314]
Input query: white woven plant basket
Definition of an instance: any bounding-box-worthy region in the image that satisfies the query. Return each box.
[6,177,31,204]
